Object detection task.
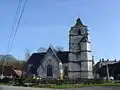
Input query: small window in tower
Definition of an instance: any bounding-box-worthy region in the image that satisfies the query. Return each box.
[78,29,81,35]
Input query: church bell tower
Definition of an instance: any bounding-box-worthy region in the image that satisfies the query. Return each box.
[68,18,93,79]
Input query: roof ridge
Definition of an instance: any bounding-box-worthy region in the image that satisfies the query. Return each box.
[49,46,62,63]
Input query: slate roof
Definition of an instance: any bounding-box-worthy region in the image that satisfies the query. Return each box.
[26,52,45,65]
[94,60,119,73]
[27,51,69,65]
[95,61,120,78]
[101,61,119,66]
[95,60,119,68]
[57,51,69,63]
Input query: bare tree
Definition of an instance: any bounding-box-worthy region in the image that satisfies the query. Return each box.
[37,47,47,53]
[55,46,64,51]
[25,49,31,61]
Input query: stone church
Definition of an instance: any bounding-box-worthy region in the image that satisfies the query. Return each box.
[26,18,94,79]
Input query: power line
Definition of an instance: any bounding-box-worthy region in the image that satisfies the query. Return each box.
[0,0,28,79]
[9,0,28,52]
[7,0,23,53]
[1,0,23,79]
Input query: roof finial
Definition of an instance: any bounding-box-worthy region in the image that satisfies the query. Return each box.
[76,17,83,25]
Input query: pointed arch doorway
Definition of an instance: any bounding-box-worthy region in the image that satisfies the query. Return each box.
[47,65,53,77]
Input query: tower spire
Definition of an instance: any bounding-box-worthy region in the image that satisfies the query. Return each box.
[75,18,84,26]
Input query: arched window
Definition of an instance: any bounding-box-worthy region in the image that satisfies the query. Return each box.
[78,29,81,35]
[47,65,53,77]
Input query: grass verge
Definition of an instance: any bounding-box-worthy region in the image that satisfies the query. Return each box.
[1,83,120,89]
[32,83,120,89]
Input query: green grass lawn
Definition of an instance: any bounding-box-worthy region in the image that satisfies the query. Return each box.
[1,82,120,89]
[34,83,120,89]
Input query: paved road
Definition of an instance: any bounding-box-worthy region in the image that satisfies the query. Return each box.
[0,85,120,90]
[68,86,120,90]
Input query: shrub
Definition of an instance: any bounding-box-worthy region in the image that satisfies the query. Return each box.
[15,78,26,86]
[0,78,12,83]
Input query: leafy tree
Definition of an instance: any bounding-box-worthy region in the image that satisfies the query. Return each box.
[0,55,26,70]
